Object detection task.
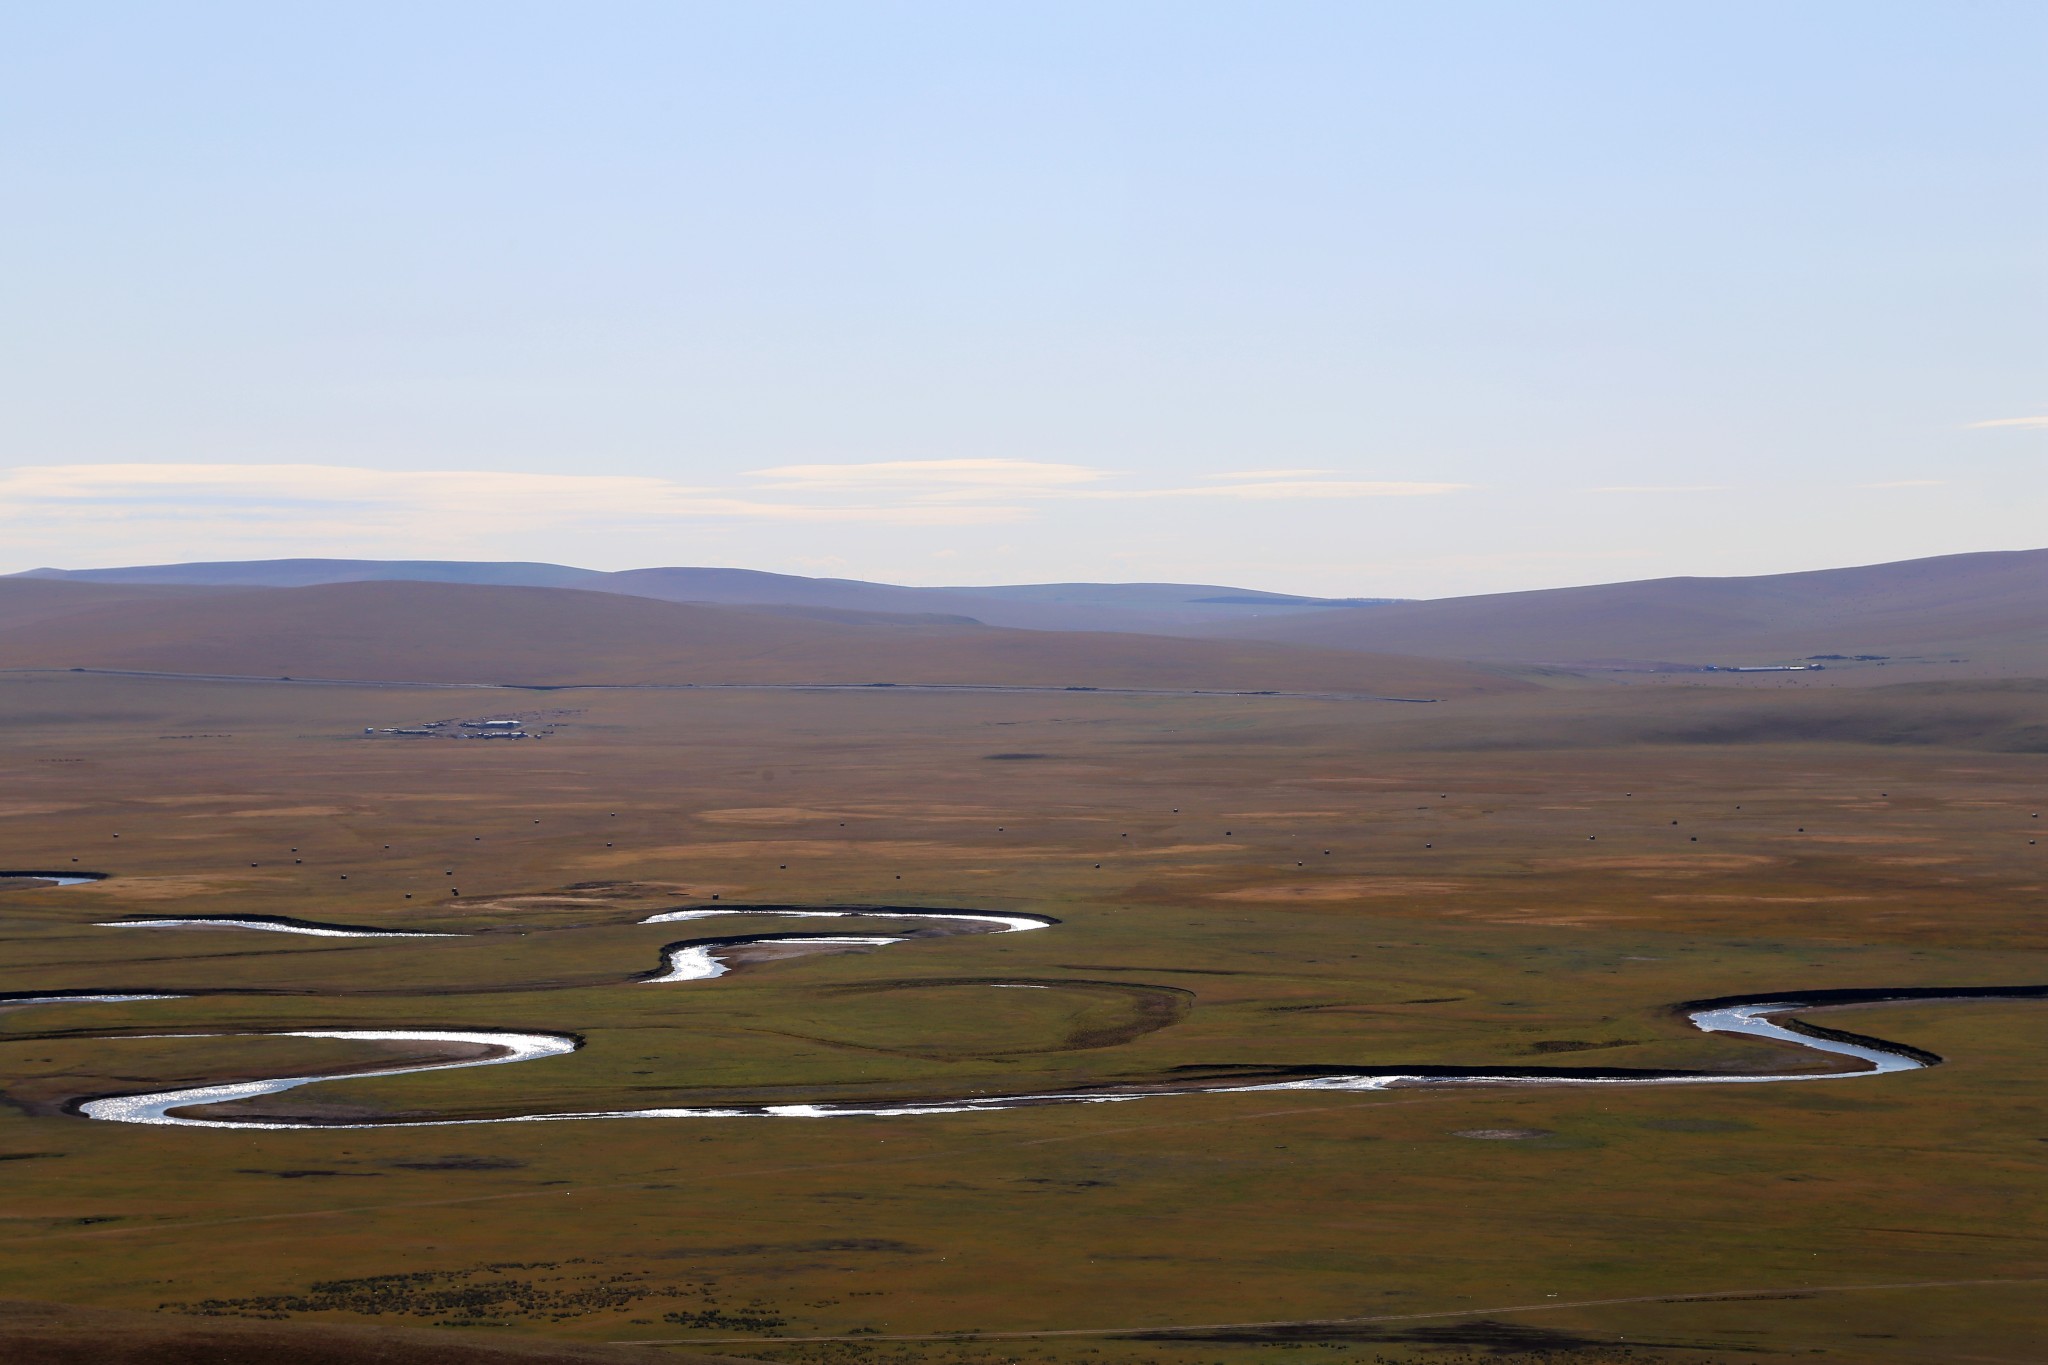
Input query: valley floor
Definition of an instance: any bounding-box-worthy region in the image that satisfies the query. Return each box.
[1,674,2043,1363]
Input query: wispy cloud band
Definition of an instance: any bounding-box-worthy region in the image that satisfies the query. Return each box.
[0,459,1472,565]
[1588,484,1730,494]
[747,458,1103,497]
[0,463,1022,528]
[1094,480,1469,500]
[1963,415,2048,430]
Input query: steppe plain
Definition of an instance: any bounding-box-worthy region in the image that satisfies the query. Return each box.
[2,650,2045,1362]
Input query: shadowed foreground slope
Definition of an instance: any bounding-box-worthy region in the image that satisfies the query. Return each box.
[0,1299,737,1365]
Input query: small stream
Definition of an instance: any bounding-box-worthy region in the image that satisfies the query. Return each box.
[645,934,908,982]
[0,873,106,888]
[100,916,460,939]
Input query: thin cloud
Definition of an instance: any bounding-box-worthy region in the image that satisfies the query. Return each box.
[1862,479,1946,489]
[743,460,1461,502]
[1963,415,2048,430]
[0,461,1473,573]
[1138,480,1468,500]
[0,463,1024,531]
[1199,468,1338,481]
[747,459,1103,497]
[1589,484,1730,494]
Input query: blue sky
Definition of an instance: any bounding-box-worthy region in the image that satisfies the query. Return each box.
[1,1,2041,596]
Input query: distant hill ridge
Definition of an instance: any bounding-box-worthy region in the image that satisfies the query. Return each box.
[13,559,1396,634]
[11,548,2046,679]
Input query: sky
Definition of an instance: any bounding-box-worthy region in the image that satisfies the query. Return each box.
[1,1,2042,598]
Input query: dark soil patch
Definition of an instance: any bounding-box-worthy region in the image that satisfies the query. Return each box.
[1526,1038,1640,1054]
[1139,1316,1713,1353]
[1453,1128,1555,1141]
[659,1239,924,1258]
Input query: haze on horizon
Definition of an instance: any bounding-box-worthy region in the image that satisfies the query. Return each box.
[2,1,2042,598]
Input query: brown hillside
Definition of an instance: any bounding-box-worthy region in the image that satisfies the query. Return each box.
[0,579,237,632]
[0,580,1524,697]
[1215,548,2048,672]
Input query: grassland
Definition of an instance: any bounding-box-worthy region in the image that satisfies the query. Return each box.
[1,671,2044,1362]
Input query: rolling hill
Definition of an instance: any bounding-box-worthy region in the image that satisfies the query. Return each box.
[1202,548,2048,675]
[16,547,2045,678]
[0,579,1518,697]
[0,577,239,632]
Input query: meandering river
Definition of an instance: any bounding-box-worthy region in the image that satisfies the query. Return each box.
[10,904,2040,1130]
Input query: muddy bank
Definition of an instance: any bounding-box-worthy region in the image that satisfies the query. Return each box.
[0,871,106,888]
